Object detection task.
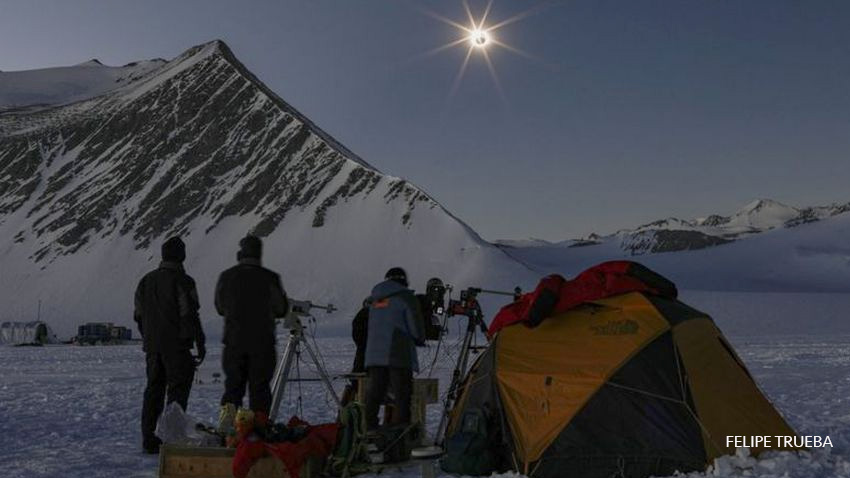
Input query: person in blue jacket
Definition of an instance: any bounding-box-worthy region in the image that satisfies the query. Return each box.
[364,267,426,430]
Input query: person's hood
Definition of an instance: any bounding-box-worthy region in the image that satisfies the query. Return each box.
[371,279,411,301]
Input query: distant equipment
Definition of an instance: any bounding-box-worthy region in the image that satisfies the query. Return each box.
[74,322,132,345]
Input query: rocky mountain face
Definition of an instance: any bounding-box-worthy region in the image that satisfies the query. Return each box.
[1,41,427,261]
[0,40,531,336]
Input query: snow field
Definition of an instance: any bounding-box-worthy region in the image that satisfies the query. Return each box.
[3,325,850,477]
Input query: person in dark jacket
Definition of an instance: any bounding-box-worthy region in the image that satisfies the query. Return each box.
[134,236,206,454]
[352,297,370,374]
[341,297,370,405]
[364,267,425,430]
[216,235,288,425]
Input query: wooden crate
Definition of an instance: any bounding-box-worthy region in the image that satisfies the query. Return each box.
[353,377,439,445]
[158,445,322,478]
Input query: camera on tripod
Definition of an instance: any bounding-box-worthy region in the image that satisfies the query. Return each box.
[280,299,336,329]
[270,297,340,420]
[447,287,483,319]
[425,278,448,316]
[421,278,449,341]
[431,283,522,446]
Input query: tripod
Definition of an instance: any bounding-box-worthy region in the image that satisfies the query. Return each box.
[425,286,520,449]
[432,300,489,447]
[269,301,341,422]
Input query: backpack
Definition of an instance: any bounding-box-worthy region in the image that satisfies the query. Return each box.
[328,402,371,477]
[440,406,497,476]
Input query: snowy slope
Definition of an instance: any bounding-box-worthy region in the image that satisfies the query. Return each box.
[0,40,533,337]
[0,59,165,110]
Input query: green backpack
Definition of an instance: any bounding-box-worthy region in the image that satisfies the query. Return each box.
[440,406,497,476]
[328,402,371,477]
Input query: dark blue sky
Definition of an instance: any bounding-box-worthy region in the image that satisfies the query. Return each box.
[3,1,850,240]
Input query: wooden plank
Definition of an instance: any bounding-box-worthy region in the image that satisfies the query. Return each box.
[354,377,439,404]
[361,458,441,478]
[158,445,323,478]
[353,377,439,447]
[413,379,439,404]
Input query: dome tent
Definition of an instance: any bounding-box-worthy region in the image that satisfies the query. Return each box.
[0,321,59,345]
[442,261,800,478]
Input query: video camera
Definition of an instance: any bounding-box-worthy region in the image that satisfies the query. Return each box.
[447,287,483,319]
[425,279,449,316]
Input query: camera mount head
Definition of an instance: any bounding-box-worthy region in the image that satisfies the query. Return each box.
[281,299,336,330]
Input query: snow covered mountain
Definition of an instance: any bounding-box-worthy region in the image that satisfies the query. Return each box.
[0,40,533,337]
[501,199,850,256]
[498,200,850,293]
[3,40,847,337]
[0,58,166,111]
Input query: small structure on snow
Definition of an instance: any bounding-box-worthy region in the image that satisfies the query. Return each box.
[0,321,59,346]
[75,322,133,345]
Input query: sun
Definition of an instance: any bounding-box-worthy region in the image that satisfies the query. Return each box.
[470,29,489,48]
[416,0,546,102]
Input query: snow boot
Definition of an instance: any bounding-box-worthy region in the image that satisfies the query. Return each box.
[143,436,162,455]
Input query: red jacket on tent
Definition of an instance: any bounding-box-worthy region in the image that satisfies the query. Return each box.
[488,261,677,336]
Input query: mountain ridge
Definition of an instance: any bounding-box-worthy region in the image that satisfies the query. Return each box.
[0,40,440,257]
[0,40,530,336]
[498,198,850,256]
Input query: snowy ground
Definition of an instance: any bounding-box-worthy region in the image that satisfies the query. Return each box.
[3,296,850,477]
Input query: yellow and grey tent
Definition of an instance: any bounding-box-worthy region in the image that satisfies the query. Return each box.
[444,264,800,478]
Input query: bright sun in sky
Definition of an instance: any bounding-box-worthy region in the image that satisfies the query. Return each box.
[470,29,489,48]
[416,1,547,102]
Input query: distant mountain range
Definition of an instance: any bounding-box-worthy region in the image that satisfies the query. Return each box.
[497,198,850,255]
[496,198,850,294]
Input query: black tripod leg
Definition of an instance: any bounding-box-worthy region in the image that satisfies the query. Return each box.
[476,316,489,340]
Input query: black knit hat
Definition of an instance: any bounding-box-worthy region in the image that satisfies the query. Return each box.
[161,236,186,263]
[385,267,408,287]
[238,235,263,260]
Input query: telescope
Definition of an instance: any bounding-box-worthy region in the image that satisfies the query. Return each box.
[289,299,336,315]
[467,286,523,300]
